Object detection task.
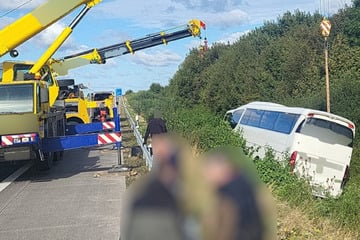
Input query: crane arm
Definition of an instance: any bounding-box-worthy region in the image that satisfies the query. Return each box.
[0,0,101,58]
[51,19,206,76]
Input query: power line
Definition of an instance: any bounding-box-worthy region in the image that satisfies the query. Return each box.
[0,0,33,19]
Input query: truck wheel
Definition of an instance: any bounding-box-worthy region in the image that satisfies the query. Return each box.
[36,150,54,170]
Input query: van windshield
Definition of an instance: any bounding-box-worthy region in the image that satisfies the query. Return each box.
[225,109,244,129]
[297,118,354,147]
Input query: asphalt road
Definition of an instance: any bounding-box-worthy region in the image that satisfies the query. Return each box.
[0,161,27,182]
[0,146,125,240]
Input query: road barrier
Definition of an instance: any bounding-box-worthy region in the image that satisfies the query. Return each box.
[121,97,153,170]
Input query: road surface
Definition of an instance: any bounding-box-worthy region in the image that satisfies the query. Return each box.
[0,146,125,240]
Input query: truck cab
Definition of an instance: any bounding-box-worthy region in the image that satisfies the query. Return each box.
[0,61,65,167]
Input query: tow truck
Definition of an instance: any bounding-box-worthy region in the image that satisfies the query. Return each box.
[50,19,206,124]
[0,0,104,169]
[0,0,206,169]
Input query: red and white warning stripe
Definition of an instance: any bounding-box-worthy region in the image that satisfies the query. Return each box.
[1,133,37,146]
[321,19,331,37]
[102,121,115,130]
[97,132,121,145]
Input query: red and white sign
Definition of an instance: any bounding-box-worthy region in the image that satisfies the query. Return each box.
[97,132,121,145]
[1,133,37,146]
[102,121,115,130]
[321,19,331,37]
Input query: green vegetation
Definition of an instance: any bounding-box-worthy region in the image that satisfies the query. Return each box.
[127,0,360,236]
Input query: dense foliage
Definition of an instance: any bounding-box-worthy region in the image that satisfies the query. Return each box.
[127,0,360,234]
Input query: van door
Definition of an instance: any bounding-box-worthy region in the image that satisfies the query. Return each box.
[291,117,354,197]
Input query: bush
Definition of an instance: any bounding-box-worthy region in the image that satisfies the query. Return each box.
[165,106,245,151]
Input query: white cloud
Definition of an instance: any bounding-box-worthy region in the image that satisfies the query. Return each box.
[171,0,246,12]
[205,9,248,29]
[186,39,204,50]
[130,50,182,67]
[241,0,353,24]
[0,16,15,28]
[103,0,353,28]
[0,0,45,10]
[95,29,130,46]
[328,0,353,13]
[31,21,68,46]
[93,0,353,31]
[216,30,250,45]
[27,21,89,56]
[95,0,248,29]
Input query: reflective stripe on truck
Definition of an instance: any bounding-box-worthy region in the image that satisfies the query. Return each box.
[1,133,38,146]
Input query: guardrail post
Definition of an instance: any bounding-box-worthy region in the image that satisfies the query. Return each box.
[113,107,121,165]
[108,106,129,173]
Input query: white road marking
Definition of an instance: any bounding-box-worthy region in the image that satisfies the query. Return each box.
[0,162,33,193]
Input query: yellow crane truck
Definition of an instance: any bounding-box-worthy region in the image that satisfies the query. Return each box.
[0,0,206,170]
[50,19,206,124]
[0,0,103,169]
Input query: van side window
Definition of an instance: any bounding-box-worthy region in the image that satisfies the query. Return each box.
[241,109,264,127]
[240,109,299,134]
[260,111,279,130]
[273,113,299,134]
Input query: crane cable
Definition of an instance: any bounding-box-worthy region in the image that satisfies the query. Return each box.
[0,0,33,19]
[319,0,330,17]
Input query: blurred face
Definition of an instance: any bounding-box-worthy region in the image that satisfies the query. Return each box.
[203,157,234,188]
[151,135,173,165]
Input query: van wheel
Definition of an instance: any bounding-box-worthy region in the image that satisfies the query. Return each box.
[36,150,54,170]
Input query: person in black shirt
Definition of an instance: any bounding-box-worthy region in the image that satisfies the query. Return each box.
[143,110,167,145]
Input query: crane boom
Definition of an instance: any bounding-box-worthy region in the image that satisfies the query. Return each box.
[51,19,206,76]
[0,0,101,58]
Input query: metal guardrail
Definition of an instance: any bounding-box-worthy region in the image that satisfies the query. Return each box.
[121,97,153,170]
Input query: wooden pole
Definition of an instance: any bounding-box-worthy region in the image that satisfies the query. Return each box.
[324,38,330,113]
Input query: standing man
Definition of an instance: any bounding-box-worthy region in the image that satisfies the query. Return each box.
[143,110,167,146]
[121,135,184,240]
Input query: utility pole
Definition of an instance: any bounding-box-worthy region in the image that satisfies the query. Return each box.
[321,18,331,112]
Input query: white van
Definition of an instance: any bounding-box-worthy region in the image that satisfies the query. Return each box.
[226,102,355,197]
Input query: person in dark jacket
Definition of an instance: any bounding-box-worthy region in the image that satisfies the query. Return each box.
[202,147,267,240]
[121,135,184,240]
[143,110,167,145]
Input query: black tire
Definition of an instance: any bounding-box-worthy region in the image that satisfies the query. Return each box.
[36,151,54,170]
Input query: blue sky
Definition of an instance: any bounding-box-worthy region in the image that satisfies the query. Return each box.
[0,0,353,92]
